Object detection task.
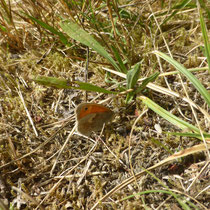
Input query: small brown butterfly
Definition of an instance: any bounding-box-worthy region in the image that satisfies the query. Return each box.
[75,103,114,136]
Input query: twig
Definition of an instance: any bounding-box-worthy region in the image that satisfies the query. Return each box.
[16,86,38,137]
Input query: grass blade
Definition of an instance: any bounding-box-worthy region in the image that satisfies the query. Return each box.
[121,189,192,210]
[168,132,210,139]
[111,45,128,73]
[126,62,141,89]
[139,96,200,134]
[60,21,122,72]
[154,51,210,107]
[136,72,159,94]
[199,9,210,73]
[126,62,141,103]
[25,14,70,46]
[33,76,118,94]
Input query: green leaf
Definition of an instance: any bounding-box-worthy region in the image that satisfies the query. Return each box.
[136,72,159,94]
[139,96,201,134]
[126,62,141,89]
[75,81,117,94]
[154,51,210,108]
[33,76,118,94]
[198,0,210,19]
[111,45,128,73]
[25,14,70,46]
[60,21,122,72]
[150,138,173,154]
[121,189,192,210]
[126,62,141,103]
[0,24,7,32]
[167,132,210,139]
[199,9,210,73]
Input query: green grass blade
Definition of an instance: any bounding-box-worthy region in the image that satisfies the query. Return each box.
[154,51,210,107]
[138,96,200,134]
[198,0,210,19]
[168,132,210,139]
[136,72,159,94]
[60,21,122,72]
[0,24,7,32]
[126,62,141,89]
[33,76,118,94]
[25,14,70,46]
[199,9,210,73]
[121,189,192,209]
[75,81,118,94]
[126,62,141,103]
[150,138,173,154]
[111,45,127,73]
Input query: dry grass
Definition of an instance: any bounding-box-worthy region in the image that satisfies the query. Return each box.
[0,0,209,209]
